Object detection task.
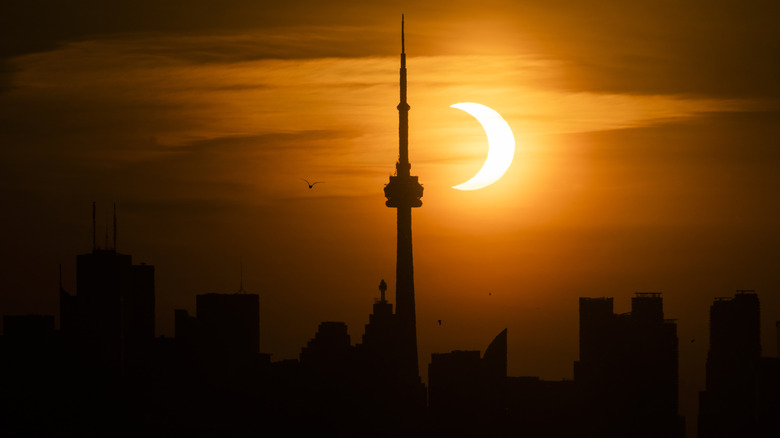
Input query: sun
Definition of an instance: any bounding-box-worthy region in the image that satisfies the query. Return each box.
[451,103,515,191]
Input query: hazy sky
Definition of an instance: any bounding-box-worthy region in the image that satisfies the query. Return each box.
[2,1,779,434]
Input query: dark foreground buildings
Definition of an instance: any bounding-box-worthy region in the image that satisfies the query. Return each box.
[425,294,683,438]
[1,205,158,435]
[4,239,780,437]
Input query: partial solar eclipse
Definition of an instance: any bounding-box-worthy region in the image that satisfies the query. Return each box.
[451,103,515,191]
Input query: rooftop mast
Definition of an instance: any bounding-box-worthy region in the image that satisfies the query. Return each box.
[238,256,246,294]
[113,203,117,251]
[92,201,96,252]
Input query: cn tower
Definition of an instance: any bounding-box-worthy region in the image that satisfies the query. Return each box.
[384,15,424,381]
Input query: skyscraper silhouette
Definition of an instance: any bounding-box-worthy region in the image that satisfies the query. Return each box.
[74,204,155,377]
[698,291,762,437]
[383,15,424,387]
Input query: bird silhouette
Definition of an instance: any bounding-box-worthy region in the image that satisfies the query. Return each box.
[299,178,323,189]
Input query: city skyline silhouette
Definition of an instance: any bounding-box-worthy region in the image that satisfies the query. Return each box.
[2,3,780,437]
[3,207,778,436]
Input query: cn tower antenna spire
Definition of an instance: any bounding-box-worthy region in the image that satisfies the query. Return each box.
[401,14,405,55]
[397,14,410,176]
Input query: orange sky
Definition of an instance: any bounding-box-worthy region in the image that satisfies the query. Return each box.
[2,2,780,435]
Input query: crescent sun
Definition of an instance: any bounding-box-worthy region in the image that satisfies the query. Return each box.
[451,102,515,191]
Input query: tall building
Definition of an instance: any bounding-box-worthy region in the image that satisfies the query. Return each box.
[73,203,155,376]
[698,291,762,437]
[383,15,424,388]
[574,293,683,438]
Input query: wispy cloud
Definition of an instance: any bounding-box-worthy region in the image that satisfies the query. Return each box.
[1,29,772,206]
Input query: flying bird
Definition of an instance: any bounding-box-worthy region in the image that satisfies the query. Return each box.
[299,178,324,189]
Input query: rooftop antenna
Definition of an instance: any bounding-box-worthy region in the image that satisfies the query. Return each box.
[113,203,117,251]
[92,201,96,252]
[237,256,246,294]
[59,264,63,291]
[104,215,109,250]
